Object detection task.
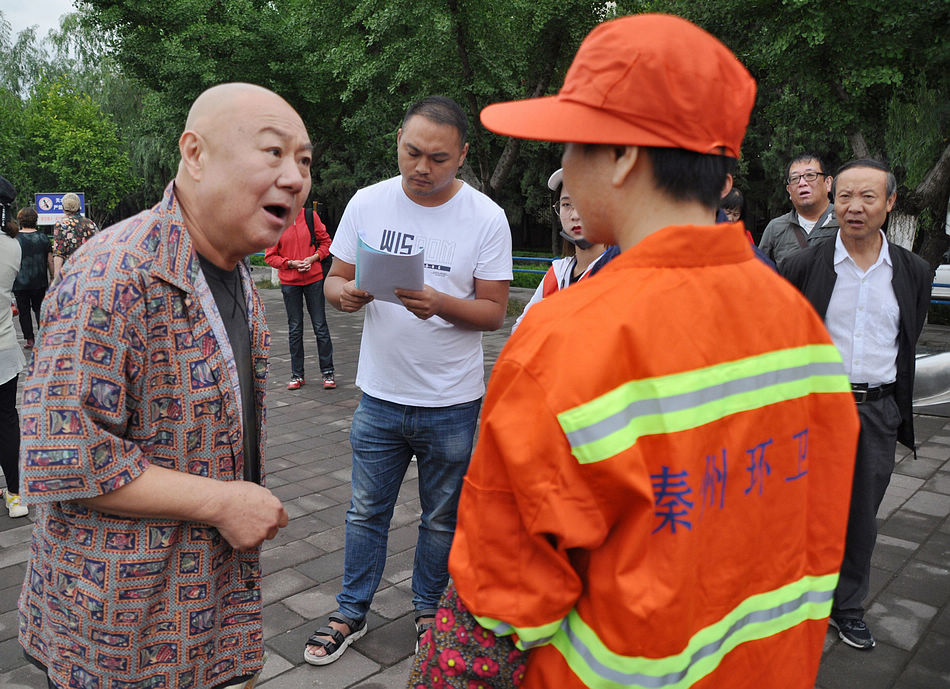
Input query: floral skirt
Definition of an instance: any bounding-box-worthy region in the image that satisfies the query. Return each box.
[408,582,527,688]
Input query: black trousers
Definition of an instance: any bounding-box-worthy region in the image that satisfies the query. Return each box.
[832,393,900,619]
[0,374,20,494]
[14,287,46,341]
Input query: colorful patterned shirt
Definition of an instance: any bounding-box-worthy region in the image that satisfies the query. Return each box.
[51,213,99,260]
[19,183,272,689]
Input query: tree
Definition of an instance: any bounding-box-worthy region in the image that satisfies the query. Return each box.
[83,0,628,246]
[24,79,137,225]
[658,0,950,267]
[1,9,142,224]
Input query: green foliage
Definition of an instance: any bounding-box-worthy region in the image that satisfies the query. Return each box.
[23,79,137,224]
[81,0,616,240]
[886,80,949,189]
[0,87,29,193]
[658,0,949,253]
[512,251,552,289]
[3,2,948,257]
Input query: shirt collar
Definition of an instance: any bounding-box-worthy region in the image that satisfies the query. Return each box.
[833,229,891,269]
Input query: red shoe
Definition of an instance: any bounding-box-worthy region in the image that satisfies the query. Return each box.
[287,376,304,390]
[322,374,336,390]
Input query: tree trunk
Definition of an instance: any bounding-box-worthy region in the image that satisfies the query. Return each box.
[905,143,950,270]
[887,212,916,250]
[848,130,871,159]
[487,25,566,197]
[489,139,521,198]
[445,0,489,193]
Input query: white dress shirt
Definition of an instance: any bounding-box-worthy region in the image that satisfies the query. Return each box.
[825,230,899,386]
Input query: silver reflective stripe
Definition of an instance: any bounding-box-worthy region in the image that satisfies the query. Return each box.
[563,361,843,451]
[557,587,833,688]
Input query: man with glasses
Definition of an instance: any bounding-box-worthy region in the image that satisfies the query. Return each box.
[758,153,839,267]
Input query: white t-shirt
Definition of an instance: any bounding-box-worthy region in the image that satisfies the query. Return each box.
[798,215,818,234]
[798,209,832,235]
[331,176,512,406]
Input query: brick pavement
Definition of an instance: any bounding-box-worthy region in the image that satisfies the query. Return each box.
[0,282,947,688]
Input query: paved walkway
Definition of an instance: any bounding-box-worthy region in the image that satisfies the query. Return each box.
[0,283,948,688]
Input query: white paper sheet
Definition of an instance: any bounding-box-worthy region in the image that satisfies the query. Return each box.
[355,234,425,304]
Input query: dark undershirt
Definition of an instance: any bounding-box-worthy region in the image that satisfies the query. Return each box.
[197,254,260,485]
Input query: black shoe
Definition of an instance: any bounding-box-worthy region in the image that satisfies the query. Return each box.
[830,616,875,649]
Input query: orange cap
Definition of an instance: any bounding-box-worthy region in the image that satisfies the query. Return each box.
[480,14,756,158]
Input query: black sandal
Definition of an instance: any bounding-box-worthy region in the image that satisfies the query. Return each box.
[415,616,436,654]
[303,612,367,666]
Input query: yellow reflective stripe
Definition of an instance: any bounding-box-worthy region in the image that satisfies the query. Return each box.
[557,345,848,464]
[552,573,838,689]
[472,614,562,649]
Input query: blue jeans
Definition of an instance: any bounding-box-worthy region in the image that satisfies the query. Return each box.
[337,394,482,621]
[281,280,333,378]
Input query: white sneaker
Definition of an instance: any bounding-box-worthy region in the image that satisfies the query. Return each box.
[5,489,28,518]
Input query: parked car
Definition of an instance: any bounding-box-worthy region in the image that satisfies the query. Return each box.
[932,264,950,300]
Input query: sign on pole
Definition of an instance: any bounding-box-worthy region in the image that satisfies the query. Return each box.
[35,193,87,225]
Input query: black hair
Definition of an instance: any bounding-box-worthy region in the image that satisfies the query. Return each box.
[720,187,745,220]
[402,96,468,145]
[720,187,743,209]
[785,153,826,182]
[832,158,897,198]
[644,147,737,209]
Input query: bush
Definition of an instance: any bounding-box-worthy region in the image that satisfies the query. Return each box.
[512,250,554,290]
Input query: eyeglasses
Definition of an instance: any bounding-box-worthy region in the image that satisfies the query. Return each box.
[553,201,575,214]
[786,171,827,185]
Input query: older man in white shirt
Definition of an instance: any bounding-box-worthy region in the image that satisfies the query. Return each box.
[781,158,931,651]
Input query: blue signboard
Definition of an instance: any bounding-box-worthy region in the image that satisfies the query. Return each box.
[35,192,86,225]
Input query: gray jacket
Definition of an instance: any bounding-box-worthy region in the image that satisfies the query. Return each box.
[758,206,839,267]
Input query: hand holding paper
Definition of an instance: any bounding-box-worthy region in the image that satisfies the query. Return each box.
[355,234,425,305]
[394,285,443,320]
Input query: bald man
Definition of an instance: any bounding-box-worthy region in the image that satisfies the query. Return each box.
[18,83,308,689]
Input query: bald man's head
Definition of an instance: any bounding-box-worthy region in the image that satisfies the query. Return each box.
[185,83,279,131]
[175,82,312,269]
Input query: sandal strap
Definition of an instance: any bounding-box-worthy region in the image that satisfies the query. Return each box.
[328,612,364,632]
[307,625,344,648]
[416,621,435,639]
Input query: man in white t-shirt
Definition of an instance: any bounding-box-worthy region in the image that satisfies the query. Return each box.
[758,153,839,267]
[303,96,512,666]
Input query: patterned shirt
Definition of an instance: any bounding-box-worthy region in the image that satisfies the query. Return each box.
[19,183,272,689]
[51,213,99,260]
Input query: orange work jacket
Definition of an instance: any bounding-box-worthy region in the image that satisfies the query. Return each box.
[451,224,859,689]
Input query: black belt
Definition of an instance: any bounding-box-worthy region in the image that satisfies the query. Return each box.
[851,382,895,404]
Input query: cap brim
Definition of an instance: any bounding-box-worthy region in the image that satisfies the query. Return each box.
[481,96,684,148]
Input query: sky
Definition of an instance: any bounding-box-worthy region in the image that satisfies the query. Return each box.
[1,0,77,41]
